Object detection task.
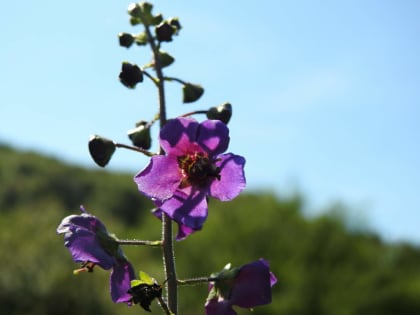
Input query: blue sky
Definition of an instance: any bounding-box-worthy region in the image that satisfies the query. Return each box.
[1,1,419,243]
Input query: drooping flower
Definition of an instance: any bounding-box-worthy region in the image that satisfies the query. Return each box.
[56,206,136,304]
[134,117,246,239]
[205,259,277,315]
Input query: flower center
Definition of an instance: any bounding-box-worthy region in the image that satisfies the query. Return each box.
[178,153,221,187]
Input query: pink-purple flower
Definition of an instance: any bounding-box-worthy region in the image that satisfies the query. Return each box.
[205,259,277,315]
[134,117,246,240]
[56,206,135,304]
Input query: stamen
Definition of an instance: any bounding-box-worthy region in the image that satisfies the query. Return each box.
[73,262,96,274]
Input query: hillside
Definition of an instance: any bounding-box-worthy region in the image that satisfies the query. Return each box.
[1,144,420,315]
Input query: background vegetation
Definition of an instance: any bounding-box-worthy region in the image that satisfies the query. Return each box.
[1,143,420,315]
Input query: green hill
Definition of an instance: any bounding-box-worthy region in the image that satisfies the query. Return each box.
[1,144,420,315]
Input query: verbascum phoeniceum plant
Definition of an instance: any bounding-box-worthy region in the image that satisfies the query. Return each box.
[57,2,277,314]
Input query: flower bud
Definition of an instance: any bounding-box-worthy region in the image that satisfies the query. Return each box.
[118,33,135,48]
[127,2,162,26]
[127,121,151,149]
[119,62,143,88]
[88,135,116,167]
[206,102,232,124]
[182,83,204,103]
[155,21,175,42]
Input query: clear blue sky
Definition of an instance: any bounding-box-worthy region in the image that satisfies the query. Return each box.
[1,1,419,244]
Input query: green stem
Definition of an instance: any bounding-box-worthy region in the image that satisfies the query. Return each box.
[116,239,162,247]
[114,142,155,157]
[142,20,176,314]
[177,277,218,286]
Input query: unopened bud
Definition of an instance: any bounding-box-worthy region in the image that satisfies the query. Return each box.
[127,121,151,149]
[207,102,232,124]
[155,22,175,42]
[118,33,135,48]
[119,62,143,88]
[182,83,204,103]
[88,135,116,167]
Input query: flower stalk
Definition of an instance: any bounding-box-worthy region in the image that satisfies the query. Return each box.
[139,14,177,314]
[116,239,162,246]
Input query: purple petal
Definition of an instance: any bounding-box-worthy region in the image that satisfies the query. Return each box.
[209,154,246,201]
[205,298,237,315]
[197,120,230,156]
[57,213,107,235]
[134,155,181,201]
[160,188,208,230]
[229,260,273,308]
[57,214,115,269]
[110,260,136,304]
[259,258,278,286]
[160,117,204,156]
[175,222,198,241]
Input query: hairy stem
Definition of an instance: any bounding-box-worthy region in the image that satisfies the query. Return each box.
[177,277,218,286]
[142,20,177,314]
[116,239,162,246]
[114,142,155,157]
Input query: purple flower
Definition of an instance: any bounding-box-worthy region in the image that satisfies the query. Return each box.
[134,117,246,239]
[57,206,136,304]
[205,259,277,315]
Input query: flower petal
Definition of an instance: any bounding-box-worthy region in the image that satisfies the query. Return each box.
[62,227,115,269]
[229,259,274,308]
[110,260,136,304]
[205,298,237,315]
[209,154,246,201]
[57,213,107,235]
[160,188,208,231]
[134,155,181,201]
[160,117,203,156]
[57,214,115,269]
[197,120,230,156]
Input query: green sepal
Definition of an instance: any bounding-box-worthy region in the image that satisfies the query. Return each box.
[207,263,241,301]
[156,50,175,68]
[182,83,204,103]
[134,31,148,45]
[96,228,121,258]
[131,270,155,287]
[168,17,182,35]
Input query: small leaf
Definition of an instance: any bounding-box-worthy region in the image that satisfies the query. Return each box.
[182,83,204,103]
[139,271,155,285]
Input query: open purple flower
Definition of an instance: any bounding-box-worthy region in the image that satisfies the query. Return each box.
[134,117,246,239]
[57,206,135,304]
[205,259,277,315]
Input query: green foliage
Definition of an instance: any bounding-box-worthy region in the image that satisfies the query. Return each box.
[1,143,420,315]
